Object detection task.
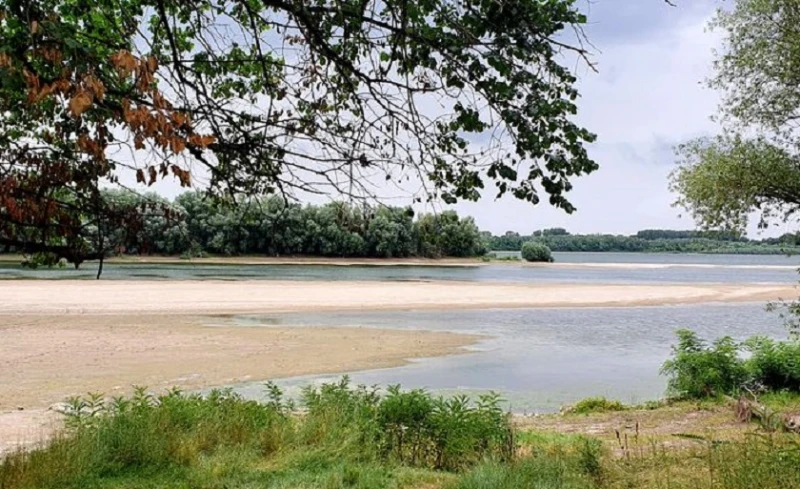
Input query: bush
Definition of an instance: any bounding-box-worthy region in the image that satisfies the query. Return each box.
[660,329,748,399]
[661,330,800,399]
[744,337,800,392]
[566,397,626,415]
[520,241,553,262]
[20,253,65,269]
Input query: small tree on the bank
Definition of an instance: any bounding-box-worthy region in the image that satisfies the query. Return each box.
[521,241,553,263]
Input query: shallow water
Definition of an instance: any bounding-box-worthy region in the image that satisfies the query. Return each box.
[2,252,799,283]
[225,304,789,413]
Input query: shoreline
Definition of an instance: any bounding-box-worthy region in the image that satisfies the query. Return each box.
[0,312,477,456]
[2,253,799,270]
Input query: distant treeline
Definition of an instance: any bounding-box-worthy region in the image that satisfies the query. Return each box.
[96,191,487,259]
[486,228,800,255]
[9,190,799,264]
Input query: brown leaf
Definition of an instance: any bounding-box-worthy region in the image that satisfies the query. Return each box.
[84,75,105,101]
[171,112,188,127]
[110,50,137,78]
[22,69,39,89]
[136,169,145,184]
[189,134,216,148]
[148,166,157,186]
[152,91,167,110]
[145,56,158,73]
[68,90,93,116]
[170,137,186,153]
[171,165,191,187]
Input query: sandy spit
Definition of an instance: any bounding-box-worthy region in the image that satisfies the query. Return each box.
[0,280,796,315]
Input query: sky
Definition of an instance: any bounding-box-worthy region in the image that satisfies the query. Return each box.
[459,0,738,236]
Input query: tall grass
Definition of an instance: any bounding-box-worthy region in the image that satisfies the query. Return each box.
[3,378,800,489]
[0,379,513,489]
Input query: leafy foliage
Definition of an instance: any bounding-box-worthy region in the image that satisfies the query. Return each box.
[486,228,796,254]
[672,135,800,232]
[5,379,800,489]
[671,0,800,233]
[0,378,516,489]
[0,0,598,267]
[24,190,485,260]
[300,379,513,471]
[520,241,553,262]
[661,329,749,399]
[744,337,800,392]
[661,329,800,399]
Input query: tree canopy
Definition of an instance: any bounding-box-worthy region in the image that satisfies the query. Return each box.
[0,0,598,269]
[11,190,487,261]
[671,0,800,232]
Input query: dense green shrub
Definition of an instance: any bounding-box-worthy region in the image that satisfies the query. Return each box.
[20,253,65,269]
[661,330,800,399]
[520,241,554,262]
[661,329,748,399]
[299,380,513,471]
[744,337,800,392]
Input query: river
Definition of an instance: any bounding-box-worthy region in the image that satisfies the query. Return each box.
[2,252,799,283]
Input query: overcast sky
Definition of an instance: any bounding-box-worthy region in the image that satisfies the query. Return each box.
[458,0,740,236]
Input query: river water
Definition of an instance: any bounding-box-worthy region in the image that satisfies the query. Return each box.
[2,252,799,283]
[224,303,789,413]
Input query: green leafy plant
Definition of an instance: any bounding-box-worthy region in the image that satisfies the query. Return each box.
[661,329,749,399]
[520,241,554,263]
[744,337,800,392]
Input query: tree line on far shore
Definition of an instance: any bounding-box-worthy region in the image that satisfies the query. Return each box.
[486,228,800,255]
[12,190,487,262]
[8,190,800,269]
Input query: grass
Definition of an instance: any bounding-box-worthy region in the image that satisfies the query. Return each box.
[3,384,800,489]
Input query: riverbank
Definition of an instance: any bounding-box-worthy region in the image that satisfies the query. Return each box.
[0,254,485,267]
[3,253,800,270]
[4,388,800,488]
[0,312,475,455]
